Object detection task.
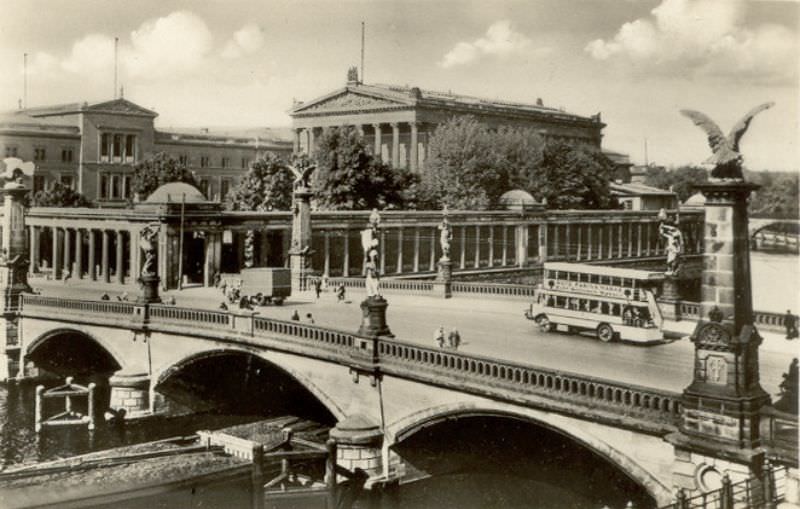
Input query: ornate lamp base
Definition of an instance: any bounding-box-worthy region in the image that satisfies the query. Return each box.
[358,296,393,337]
[137,274,162,304]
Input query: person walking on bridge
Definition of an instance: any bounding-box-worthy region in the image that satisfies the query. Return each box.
[434,326,445,348]
[785,310,798,340]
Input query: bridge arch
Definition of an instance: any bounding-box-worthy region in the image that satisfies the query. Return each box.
[387,402,672,505]
[152,347,346,422]
[25,327,124,376]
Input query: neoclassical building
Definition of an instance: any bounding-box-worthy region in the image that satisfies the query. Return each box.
[0,98,292,206]
[290,72,606,171]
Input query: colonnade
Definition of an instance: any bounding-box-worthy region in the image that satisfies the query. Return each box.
[294,122,428,171]
[28,225,138,285]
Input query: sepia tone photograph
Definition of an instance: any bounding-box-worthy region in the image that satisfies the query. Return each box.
[0,1,797,507]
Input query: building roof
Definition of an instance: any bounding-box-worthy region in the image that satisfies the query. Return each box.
[500,189,539,206]
[155,126,293,148]
[290,82,603,126]
[0,110,81,136]
[683,192,706,208]
[145,182,208,204]
[610,182,676,197]
[19,98,159,118]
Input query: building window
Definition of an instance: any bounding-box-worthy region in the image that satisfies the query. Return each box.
[123,176,131,199]
[178,154,189,166]
[99,174,109,199]
[241,157,248,169]
[199,179,209,198]
[61,148,74,163]
[200,155,209,168]
[113,134,122,161]
[125,135,136,163]
[100,133,110,161]
[60,174,74,189]
[4,146,18,158]
[111,174,122,199]
[33,175,45,193]
[34,147,46,161]
[221,157,230,169]
[221,178,231,199]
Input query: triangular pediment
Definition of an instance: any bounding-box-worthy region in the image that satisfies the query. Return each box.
[292,89,410,115]
[85,99,158,117]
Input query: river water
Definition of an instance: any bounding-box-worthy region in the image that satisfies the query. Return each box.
[0,252,797,507]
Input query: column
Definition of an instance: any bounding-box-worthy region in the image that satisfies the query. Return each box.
[429,227,436,270]
[116,230,124,284]
[459,226,466,270]
[645,222,651,256]
[487,227,494,268]
[576,225,582,261]
[409,122,419,172]
[28,226,37,274]
[74,229,83,279]
[587,225,593,260]
[627,223,633,257]
[637,223,643,257]
[413,228,420,273]
[88,229,96,280]
[474,225,480,268]
[565,223,571,260]
[396,228,403,274]
[101,230,110,283]
[617,223,623,258]
[538,225,547,263]
[372,124,382,161]
[607,223,614,259]
[51,226,61,280]
[293,129,301,154]
[307,128,316,155]
[501,226,508,266]
[552,225,559,259]
[342,230,349,278]
[63,228,71,277]
[356,124,364,137]
[380,230,386,274]
[390,123,400,168]
[128,229,138,284]
[323,231,331,276]
[598,225,604,259]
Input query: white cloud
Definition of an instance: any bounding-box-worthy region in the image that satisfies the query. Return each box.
[222,24,265,59]
[585,0,798,84]
[126,11,213,78]
[440,20,531,68]
[61,34,115,73]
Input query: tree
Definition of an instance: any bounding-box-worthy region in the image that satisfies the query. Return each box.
[31,182,92,207]
[131,152,198,200]
[643,165,708,202]
[312,126,416,210]
[531,141,618,209]
[226,152,294,212]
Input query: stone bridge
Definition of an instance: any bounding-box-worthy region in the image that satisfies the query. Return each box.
[15,295,798,507]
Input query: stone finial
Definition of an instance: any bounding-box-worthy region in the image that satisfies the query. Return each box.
[347,66,359,85]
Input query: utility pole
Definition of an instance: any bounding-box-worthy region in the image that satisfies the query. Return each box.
[23,53,27,108]
[360,21,365,84]
[113,37,119,99]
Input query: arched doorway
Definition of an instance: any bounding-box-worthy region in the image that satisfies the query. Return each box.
[391,413,656,509]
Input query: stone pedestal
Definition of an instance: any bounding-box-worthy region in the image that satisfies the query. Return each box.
[109,371,150,418]
[137,273,161,304]
[290,186,313,293]
[358,296,393,338]
[433,258,452,299]
[330,414,384,482]
[659,276,682,321]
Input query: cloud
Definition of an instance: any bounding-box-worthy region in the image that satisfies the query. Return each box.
[222,24,265,59]
[126,11,213,78]
[61,34,115,73]
[585,0,798,85]
[440,20,531,68]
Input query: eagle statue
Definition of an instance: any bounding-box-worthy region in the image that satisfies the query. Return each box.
[1,157,35,184]
[287,163,315,189]
[680,102,774,180]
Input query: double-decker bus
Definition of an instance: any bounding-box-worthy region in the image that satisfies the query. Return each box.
[525,262,666,344]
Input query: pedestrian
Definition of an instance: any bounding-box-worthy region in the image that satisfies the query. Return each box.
[434,326,445,348]
[448,328,461,350]
[291,310,300,321]
[785,310,798,340]
[100,293,110,301]
[336,284,346,303]
[306,313,315,324]
[238,296,251,310]
[321,273,329,291]
[219,301,228,311]
[314,278,322,300]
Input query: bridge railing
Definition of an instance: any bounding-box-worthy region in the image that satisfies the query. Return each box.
[375,336,682,428]
[450,281,536,298]
[253,316,357,351]
[149,305,231,330]
[672,302,795,333]
[20,295,137,320]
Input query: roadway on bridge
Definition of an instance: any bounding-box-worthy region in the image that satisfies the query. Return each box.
[31,279,795,398]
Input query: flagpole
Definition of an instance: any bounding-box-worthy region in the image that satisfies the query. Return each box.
[177,193,185,290]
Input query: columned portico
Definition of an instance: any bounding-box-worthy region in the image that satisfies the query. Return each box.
[409,122,419,172]
[372,124,382,161]
[75,229,83,279]
[391,123,400,168]
[116,230,124,284]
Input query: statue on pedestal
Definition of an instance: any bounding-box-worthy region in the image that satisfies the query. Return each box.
[680,102,773,181]
[139,223,160,277]
[658,209,684,276]
[438,206,453,261]
[361,209,381,298]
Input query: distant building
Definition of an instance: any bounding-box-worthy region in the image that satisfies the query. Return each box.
[610,182,678,211]
[603,149,634,183]
[290,71,606,172]
[0,98,292,206]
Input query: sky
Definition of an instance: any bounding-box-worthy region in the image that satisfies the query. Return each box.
[0,0,797,171]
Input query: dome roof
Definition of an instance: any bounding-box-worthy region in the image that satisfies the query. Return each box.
[683,192,706,208]
[499,189,538,206]
[145,182,207,204]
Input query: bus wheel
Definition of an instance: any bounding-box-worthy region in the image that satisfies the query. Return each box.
[596,323,615,343]
[536,315,552,333]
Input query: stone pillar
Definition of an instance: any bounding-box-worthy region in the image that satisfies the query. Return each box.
[379,230,386,275]
[516,224,527,268]
[487,227,494,267]
[63,228,72,278]
[627,223,633,257]
[501,226,508,266]
[645,222,651,256]
[637,223,643,257]
[293,129,301,154]
[128,229,138,284]
[587,224,593,260]
[412,228,420,273]
[116,230,124,284]
[598,225,604,259]
[390,123,400,168]
[538,224,547,263]
[330,415,384,482]
[74,229,83,279]
[552,224,559,259]
[28,225,36,274]
[459,226,466,269]
[617,223,623,258]
[607,223,614,258]
[108,371,150,418]
[575,225,582,261]
[307,128,316,155]
[668,181,770,491]
[51,226,61,280]
[102,230,110,283]
[409,122,419,172]
[474,225,480,268]
[290,184,313,292]
[395,228,403,274]
[372,124,382,161]
[323,231,331,276]
[88,230,96,280]
[343,230,350,278]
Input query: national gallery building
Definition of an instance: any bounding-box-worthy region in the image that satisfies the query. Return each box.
[290,71,606,171]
